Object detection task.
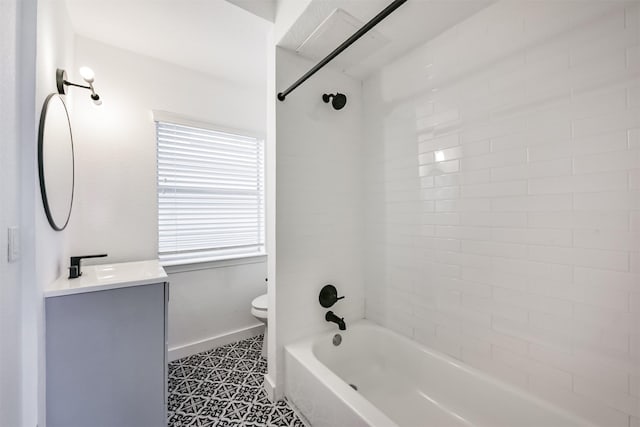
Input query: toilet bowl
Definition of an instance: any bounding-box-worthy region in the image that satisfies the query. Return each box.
[251,294,268,358]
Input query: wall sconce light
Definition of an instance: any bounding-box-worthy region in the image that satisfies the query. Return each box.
[56,67,102,106]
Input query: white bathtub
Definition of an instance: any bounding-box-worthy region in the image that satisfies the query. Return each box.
[285,320,593,427]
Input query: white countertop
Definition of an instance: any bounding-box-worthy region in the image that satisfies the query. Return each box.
[45,260,168,298]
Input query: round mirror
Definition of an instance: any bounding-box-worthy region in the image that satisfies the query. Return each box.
[38,93,74,231]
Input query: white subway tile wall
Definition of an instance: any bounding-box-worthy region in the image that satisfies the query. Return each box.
[363,2,640,426]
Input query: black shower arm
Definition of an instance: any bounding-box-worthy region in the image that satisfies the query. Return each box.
[277,0,407,102]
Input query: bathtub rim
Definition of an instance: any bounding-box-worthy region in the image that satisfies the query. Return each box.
[285,319,597,427]
[285,326,398,426]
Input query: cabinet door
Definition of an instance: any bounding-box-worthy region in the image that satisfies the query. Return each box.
[46,283,166,427]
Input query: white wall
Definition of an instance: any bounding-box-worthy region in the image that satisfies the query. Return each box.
[17,0,38,422]
[28,1,77,424]
[70,37,267,355]
[274,0,312,43]
[265,26,278,400]
[35,0,75,276]
[1,1,24,425]
[167,260,267,359]
[363,2,640,426]
[273,47,365,396]
[70,36,266,262]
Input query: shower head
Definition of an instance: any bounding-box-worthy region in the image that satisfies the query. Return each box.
[322,92,347,110]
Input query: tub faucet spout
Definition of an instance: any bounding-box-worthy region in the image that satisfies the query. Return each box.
[325,311,346,330]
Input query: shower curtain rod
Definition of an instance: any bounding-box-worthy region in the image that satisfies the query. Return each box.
[277,0,408,102]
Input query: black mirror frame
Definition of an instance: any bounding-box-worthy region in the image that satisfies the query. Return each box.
[38,93,75,231]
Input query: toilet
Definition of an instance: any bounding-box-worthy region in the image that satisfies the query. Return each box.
[251,294,268,358]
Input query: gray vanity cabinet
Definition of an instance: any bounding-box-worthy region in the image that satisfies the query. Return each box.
[45,281,169,427]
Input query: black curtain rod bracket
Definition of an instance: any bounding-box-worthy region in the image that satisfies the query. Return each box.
[277,0,407,102]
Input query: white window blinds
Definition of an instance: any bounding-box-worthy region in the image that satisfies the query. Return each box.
[156,120,265,266]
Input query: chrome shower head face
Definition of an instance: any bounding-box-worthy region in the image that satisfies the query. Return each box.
[322,92,347,110]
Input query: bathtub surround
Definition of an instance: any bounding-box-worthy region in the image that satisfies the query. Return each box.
[363,2,640,426]
[273,47,365,397]
[69,37,268,357]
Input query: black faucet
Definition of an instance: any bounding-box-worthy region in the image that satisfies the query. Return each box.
[69,254,108,279]
[325,311,346,331]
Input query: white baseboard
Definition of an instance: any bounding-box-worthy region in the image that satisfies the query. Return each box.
[263,373,276,402]
[168,323,264,361]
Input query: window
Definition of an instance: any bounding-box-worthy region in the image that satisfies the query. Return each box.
[156,117,265,266]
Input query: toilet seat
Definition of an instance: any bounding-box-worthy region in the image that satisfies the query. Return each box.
[252,294,267,310]
[251,294,268,319]
[250,294,268,358]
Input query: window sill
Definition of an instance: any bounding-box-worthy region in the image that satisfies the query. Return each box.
[163,254,267,274]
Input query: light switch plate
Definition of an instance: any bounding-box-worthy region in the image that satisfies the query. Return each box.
[8,226,19,262]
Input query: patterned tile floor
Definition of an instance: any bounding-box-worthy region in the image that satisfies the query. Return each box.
[168,335,305,427]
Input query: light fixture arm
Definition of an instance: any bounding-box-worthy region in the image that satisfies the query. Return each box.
[61,80,91,91]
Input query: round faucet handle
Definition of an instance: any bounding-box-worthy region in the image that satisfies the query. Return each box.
[319,284,345,308]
